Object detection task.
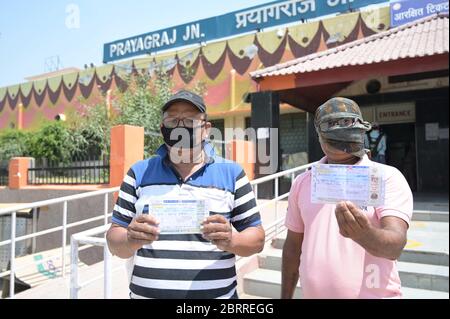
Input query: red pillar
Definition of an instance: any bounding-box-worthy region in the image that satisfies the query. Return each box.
[109,125,145,189]
[8,157,32,189]
[228,140,256,181]
[17,104,24,130]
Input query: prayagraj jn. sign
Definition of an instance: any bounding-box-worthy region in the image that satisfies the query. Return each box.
[103,0,388,63]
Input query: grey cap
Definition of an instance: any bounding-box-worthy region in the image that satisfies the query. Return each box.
[162,90,206,113]
[315,97,372,158]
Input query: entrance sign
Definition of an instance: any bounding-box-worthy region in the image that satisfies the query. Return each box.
[376,102,416,124]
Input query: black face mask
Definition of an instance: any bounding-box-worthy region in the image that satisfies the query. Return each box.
[161,125,204,149]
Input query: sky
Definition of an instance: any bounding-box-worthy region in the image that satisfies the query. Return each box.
[0,0,276,87]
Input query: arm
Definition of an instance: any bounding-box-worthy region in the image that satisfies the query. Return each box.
[229,225,265,257]
[106,215,160,259]
[335,201,408,260]
[281,230,303,299]
[202,215,265,257]
[354,216,407,260]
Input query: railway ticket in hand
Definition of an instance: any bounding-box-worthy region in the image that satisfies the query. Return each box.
[311,164,385,207]
[143,199,209,234]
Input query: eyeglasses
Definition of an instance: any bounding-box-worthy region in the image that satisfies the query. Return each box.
[162,117,206,129]
[319,118,360,131]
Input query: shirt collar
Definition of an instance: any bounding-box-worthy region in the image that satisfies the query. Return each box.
[320,154,371,165]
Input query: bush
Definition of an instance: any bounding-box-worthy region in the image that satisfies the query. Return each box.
[0,129,32,161]
[27,121,74,163]
[67,102,111,158]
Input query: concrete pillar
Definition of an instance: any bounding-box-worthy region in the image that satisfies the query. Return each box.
[17,104,24,130]
[250,91,280,177]
[106,90,112,119]
[8,157,32,189]
[109,125,144,188]
[230,69,237,108]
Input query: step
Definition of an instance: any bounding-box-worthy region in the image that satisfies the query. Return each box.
[272,221,449,266]
[413,200,449,214]
[398,262,449,292]
[272,239,449,267]
[400,250,449,267]
[412,210,449,222]
[402,287,449,299]
[244,268,449,299]
[409,220,449,233]
[243,268,301,299]
[258,247,449,292]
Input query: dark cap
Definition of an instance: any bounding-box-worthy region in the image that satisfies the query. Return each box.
[314,97,372,158]
[162,90,206,113]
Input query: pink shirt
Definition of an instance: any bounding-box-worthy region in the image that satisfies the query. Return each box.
[285,155,413,299]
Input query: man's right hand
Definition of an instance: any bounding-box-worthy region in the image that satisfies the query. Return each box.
[126,214,160,251]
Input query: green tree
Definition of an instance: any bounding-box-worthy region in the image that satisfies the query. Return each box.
[113,71,172,157]
[27,121,74,163]
[67,100,111,158]
[0,129,32,161]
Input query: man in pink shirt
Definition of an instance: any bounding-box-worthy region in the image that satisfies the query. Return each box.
[282,97,413,299]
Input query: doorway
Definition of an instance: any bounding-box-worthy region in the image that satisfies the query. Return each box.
[380,123,417,192]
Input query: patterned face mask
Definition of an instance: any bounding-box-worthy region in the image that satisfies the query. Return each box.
[314,97,372,158]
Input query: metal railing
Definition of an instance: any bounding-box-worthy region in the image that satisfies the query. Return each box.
[68,162,314,299]
[28,156,110,185]
[0,161,8,186]
[0,187,119,299]
[70,224,112,299]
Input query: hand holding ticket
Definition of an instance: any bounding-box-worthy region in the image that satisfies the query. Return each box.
[311,164,385,207]
[126,214,160,250]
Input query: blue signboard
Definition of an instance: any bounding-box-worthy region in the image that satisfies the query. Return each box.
[391,0,449,27]
[103,0,388,63]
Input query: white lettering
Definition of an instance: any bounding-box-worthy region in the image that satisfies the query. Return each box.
[327,0,355,7]
[124,41,131,55]
[298,0,316,14]
[176,303,210,317]
[136,38,144,52]
[426,2,449,14]
[170,29,177,44]
[235,0,318,30]
[144,35,153,50]
[110,44,117,57]
[395,7,425,21]
[161,31,170,46]
[152,33,161,48]
[117,43,125,56]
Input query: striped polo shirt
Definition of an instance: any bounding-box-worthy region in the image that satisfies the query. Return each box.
[111,143,262,299]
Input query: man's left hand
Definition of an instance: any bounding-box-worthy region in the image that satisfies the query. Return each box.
[201,215,233,251]
[335,201,373,242]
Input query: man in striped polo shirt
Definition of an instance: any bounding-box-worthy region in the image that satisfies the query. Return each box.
[106,90,265,299]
